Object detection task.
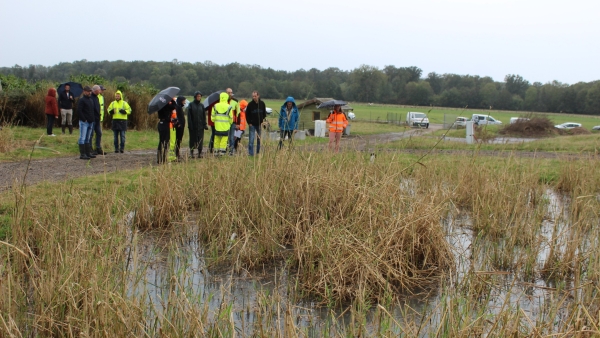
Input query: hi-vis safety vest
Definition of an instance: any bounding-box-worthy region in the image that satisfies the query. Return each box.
[213,106,232,132]
[326,112,348,133]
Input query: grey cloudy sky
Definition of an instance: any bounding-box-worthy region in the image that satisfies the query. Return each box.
[1,0,598,84]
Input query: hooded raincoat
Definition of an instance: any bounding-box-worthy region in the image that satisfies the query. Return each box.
[278,97,299,131]
[107,90,131,131]
[45,88,59,117]
[211,92,233,153]
[187,91,206,152]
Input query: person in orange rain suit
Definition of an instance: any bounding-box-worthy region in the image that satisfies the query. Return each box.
[233,99,248,152]
[326,104,348,152]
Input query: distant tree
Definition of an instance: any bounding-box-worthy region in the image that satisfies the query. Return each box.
[480,82,498,108]
[504,74,530,97]
[405,81,433,105]
[426,72,443,94]
[348,65,387,102]
[585,83,600,114]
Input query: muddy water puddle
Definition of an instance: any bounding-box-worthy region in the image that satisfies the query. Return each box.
[125,189,583,334]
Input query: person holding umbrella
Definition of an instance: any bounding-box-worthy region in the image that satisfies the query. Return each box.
[211,92,234,155]
[156,99,177,163]
[186,91,207,158]
[44,87,59,136]
[174,96,187,160]
[106,90,131,153]
[278,96,299,150]
[58,83,75,134]
[326,104,348,152]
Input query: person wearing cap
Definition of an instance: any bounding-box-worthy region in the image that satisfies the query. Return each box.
[107,90,131,153]
[173,96,187,160]
[77,86,96,159]
[186,91,207,158]
[58,83,75,134]
[225,88,240,155]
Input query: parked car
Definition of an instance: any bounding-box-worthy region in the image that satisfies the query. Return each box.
[454,116,468,127]
[472,114,502,125]
[554,122,582,129]
[406,112,429,128]
[266,107,272,115]
[347,112,356,120]
[592,125,600,131]
[510,117,530,124]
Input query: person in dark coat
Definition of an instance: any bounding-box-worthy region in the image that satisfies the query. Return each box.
[175,96,187,160]
[77,86,96,159]
[186,91,207,158]
[58,84,75,134]
[245,90,267,156]
[44,88,59,136]
[157,99,177,164]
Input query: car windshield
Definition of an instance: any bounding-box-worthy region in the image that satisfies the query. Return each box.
[413,113,426,118]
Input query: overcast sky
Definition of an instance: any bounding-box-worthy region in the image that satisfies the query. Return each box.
[1,0,598,84]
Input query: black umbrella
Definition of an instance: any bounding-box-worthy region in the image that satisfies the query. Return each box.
[148,87,180,114]
[202,90,224,109]
[317,100,347,109]
[57,82,83,97]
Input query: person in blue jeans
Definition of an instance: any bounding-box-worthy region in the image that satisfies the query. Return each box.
[77,86,96,159]
[245,90,267,156]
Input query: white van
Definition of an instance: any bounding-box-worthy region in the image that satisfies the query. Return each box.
[406,112,429,128]
[472,114,502,125]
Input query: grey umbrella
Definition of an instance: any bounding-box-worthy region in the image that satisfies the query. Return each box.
[148,87,180,114]
[202,90,224,109]
[317,100,347,108]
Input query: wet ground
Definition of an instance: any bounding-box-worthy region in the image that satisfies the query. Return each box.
[0,125,592,192]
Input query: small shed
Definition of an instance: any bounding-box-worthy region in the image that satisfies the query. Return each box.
[296,98,350,130]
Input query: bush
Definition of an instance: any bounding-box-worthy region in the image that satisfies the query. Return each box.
[498,115,557,137]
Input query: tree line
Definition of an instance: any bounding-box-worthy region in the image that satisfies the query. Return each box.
[1,60,599,114]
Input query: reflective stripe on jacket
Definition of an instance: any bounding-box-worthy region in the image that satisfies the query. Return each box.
[326,112,348,132]
[212,92,233,133]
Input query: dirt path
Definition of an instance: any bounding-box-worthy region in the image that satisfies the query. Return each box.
[0,125,593,192]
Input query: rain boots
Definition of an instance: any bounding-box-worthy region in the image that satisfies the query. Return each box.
[62,125,66,134]
[79,144,90,160]
[85,144,96,158]
[68,125,73,134]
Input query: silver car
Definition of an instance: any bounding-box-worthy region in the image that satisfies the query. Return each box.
[554,122,582,129]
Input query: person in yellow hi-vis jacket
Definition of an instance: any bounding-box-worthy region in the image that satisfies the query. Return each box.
[211,92,233,155]
[106,90,131,153]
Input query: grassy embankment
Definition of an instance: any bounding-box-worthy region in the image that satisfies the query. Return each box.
[1,148,599,336]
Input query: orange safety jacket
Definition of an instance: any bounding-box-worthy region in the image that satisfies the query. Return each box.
[239,100,248,131]
[170,110,177,129]
[326,112,348,133]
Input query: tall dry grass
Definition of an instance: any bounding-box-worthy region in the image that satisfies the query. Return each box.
[1,150,600,336]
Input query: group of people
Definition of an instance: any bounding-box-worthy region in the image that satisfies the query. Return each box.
[155,89,293,164]
[44,84,131,159]
[44,85,349,162]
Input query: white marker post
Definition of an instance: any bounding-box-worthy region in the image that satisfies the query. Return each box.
[466,121,475,144]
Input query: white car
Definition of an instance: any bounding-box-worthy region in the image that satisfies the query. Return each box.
[554,122,582,129]
[592,125,600,131]
[347,112,356,120]
[266,107,272,115]
[454,117,468,127]
[510,117,530,124]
